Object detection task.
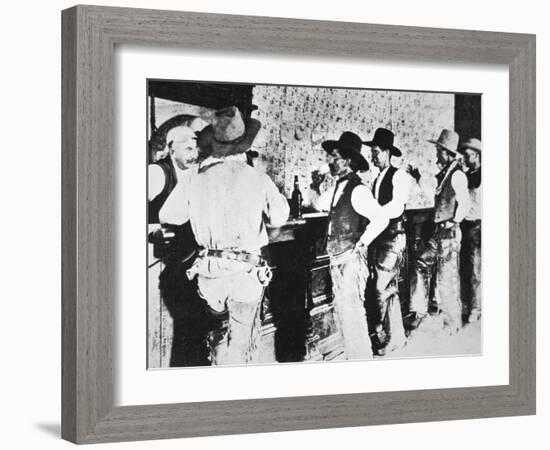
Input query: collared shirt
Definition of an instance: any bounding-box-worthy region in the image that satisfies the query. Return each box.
[330,176,389,246]
[373,166,411,219]
[159,155,289,253]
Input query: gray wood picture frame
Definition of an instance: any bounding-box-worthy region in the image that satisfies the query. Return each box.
[61,4,536,444]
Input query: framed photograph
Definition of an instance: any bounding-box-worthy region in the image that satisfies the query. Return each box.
[62,4,535,444]
[145,79,485,369]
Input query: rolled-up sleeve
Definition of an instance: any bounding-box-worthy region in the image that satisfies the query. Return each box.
[158,180,189,225]
[148,165,166,201]
[382,168,411,219]
[262,175,290,228]
[351,184,389,246]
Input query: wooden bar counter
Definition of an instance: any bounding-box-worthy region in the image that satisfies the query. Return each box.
[149,208,434,367]
[261,212,342,363]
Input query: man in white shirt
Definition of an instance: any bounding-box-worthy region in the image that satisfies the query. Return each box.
[160,106,289,365]
[148,116,205,223]
[364,128,411,355]
[148,117,213,367]
[408,129,470,335]
[322,132,389,360]
[458,138,482,323]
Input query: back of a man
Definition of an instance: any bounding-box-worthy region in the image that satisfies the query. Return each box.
[160,106,289,366]
[187,159,286,255]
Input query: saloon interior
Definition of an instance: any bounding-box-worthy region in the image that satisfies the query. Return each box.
[147,79,482,368]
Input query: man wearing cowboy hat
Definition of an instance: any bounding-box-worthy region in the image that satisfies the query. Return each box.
[407,129,470,334]
[322,131,389,360]
[363,128,411,355]
[458,138,482,323]
[160,106,289,365]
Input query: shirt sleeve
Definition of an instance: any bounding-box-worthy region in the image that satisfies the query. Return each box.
[351,184,389,246]
[262,174,290,227]
[451,170,470,223]
[148,165,166,201]
[158,177,190,226]
[381,168,411,219]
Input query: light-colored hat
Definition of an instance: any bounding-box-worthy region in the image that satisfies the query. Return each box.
[459,138,482,153]
[165,125,196,147]
[196,106,261,157]
[428,129,459,154]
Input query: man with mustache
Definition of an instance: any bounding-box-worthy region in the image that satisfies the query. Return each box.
[161,106,289,365]
[322,131,389,360]
[148,117,213,367]
[407,129,470,335]
[364,128,411,355]
[458,138,482,323]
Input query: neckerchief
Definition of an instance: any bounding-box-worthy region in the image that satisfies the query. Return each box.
[435,160,459,196]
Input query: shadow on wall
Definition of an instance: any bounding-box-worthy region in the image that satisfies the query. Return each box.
[35,423,60,438]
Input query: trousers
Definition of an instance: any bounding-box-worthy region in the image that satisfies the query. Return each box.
[409,223,463,332]
[461,220,482,319]
[195,267,265,366]
[158,259,212,367]
[329,249,373,360]
[368,232,407,349]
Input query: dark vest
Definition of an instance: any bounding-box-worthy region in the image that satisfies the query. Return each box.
[466,168,481,189]
[326,173,369,256]
[434,162,463,223]
[148,156,177,224]
[148,156,198,262]
[373,165,404,225]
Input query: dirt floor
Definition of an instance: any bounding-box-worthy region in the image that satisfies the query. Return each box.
[382,315,482,359]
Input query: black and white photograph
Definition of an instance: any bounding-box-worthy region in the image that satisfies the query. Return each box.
[147,79,482,368]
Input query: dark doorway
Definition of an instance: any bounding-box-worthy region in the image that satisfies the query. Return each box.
[455,94,481,142]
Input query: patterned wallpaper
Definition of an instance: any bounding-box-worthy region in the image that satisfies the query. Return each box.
[249,86,455,209]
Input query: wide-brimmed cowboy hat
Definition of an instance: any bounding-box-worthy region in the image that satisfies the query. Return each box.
[458,138,482,153]
[428,129,460,154]
[321,131,369,171]
[196,106,261,157]
[362,128,402,157]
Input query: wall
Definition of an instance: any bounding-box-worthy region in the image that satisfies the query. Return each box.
[1,1,546,450]
[251,85,454,207]
[152,87,457,210]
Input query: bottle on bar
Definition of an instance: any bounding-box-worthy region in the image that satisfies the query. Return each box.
[291,175,303,219]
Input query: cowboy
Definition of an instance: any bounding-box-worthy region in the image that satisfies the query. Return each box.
[322,131,389,360]
[458,138,482,323]
[363,128,411,355]
[160,106,289,365]
[407,129,470,334]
